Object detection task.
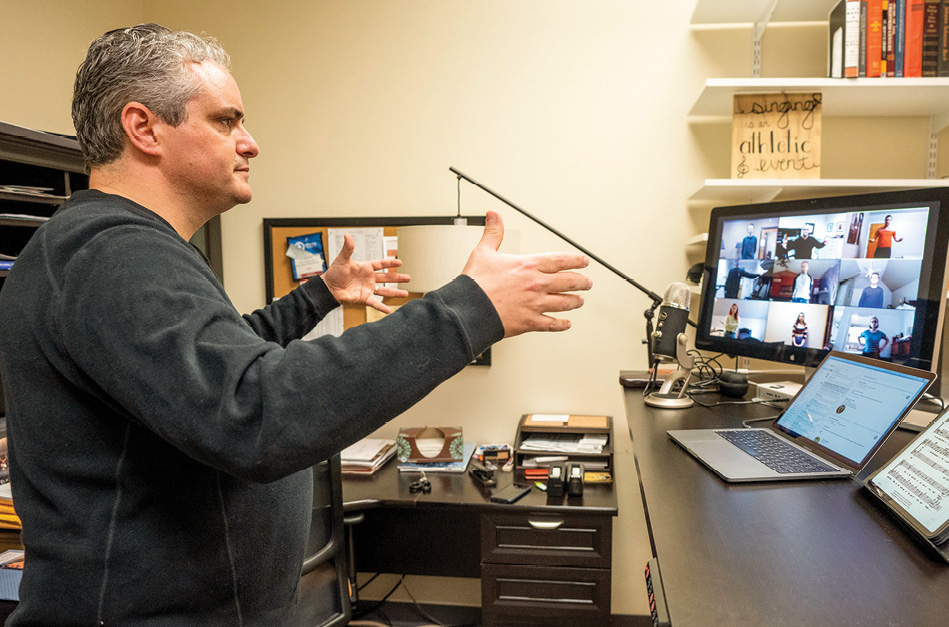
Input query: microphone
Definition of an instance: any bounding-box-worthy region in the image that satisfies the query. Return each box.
[651,283,691,361]
[646,282,695,409]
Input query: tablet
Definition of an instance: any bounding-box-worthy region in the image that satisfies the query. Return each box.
[866,408,949,544]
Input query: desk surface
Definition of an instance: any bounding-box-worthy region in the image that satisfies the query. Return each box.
[342,460,618,514]
[623,385,949,627]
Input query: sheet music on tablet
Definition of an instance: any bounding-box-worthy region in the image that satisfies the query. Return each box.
[867,410,949,543]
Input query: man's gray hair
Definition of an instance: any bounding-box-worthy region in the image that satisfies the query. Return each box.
[72,23,231,168]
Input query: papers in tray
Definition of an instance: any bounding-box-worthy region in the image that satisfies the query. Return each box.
[398,442,476,473]
[520,455,608,469]
[340,438,396,475]
[519,432,608,454]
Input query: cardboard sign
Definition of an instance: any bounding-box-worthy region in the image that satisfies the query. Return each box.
[731,93,822,180]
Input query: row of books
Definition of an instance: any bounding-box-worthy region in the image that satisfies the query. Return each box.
[829,0,949,78]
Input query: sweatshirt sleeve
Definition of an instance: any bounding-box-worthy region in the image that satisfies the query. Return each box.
[241,277,340,346]
[58,224,503,482]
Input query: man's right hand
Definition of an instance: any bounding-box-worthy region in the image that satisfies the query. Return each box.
[462,211,592,338]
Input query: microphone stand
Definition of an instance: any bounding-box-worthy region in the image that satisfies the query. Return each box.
[450,166,679,366]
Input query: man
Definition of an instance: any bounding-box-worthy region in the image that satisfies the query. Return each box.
[0,25,591,625]
[859,317,889,359]
[723,259,760,299]
[869,214,902,258]
[740,223,757,259]
[858,271,885,308]
[791,261,813,303]
[781,224,826,259]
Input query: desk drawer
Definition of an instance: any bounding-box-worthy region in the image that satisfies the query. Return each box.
[481,511,611,569]
[480,562,611,626]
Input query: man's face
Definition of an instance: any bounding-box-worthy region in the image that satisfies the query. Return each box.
[155,61,259,216]
[870,318,879,330]
[801,262,808,274]
[801,226,810,238]
[747,225,755,236]
[870,273,879,286]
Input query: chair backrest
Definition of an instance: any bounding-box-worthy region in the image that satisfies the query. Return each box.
[288,455,351,627]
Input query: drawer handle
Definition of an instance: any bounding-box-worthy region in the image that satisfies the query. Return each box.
[527,518,564,530]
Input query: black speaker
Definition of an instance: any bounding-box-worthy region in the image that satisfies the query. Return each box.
[718,371,749,398]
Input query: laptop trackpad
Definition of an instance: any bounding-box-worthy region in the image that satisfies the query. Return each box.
[670,432,776,480]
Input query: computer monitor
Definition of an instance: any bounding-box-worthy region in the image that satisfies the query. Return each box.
[695,188,949,375]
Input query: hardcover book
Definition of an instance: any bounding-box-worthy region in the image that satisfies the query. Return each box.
[923,0,941,75]
[904,0,927,76]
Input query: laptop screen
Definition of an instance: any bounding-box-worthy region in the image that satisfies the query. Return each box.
[772,352,934,469]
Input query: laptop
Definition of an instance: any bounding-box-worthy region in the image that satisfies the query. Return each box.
[667,351,935,483]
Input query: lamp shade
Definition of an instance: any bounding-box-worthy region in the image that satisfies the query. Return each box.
[398,223,519,292]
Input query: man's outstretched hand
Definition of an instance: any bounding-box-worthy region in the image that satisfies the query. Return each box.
[462,211,592,338]
[321,234,409,314]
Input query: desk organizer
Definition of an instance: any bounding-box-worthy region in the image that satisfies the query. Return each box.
[513,414,613,483]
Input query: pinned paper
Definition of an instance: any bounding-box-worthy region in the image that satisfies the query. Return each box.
[286,232,326,280]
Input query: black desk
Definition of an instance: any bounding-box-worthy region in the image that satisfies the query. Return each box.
[342,460,618,626]
[623,385,949,627]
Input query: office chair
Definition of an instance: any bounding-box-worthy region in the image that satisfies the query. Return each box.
[288,455,352,627]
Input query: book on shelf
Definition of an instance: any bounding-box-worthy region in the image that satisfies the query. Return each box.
[882,0,890,75]
[923,0,941,75]
[830,0,847,77]
[868,0,885,76]
[860,0,869,76]
[887,0,898,74]
[895,0,907,76]
[340,438,396,475]
[904,0,926,76]
[846,0,862,77]
[941,0,949,75]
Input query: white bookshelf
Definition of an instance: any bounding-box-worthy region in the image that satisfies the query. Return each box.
[690,78,949,124]
[690,178,949,204]
[687,2,949,204]
[691,0,837,26]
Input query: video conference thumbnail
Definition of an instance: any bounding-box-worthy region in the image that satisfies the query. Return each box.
[709,206,927,360]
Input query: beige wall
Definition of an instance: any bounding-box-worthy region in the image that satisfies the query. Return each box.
[8,1,931,618]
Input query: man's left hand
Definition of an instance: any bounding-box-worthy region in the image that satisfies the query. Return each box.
[321,234,409,314]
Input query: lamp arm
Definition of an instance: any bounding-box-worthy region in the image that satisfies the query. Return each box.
[449,166,664,307]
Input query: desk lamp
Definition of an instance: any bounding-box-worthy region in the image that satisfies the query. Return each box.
[396,177,519,293]
[447,166,689,372]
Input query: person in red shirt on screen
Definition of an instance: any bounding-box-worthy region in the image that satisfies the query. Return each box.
[870,214,902,258]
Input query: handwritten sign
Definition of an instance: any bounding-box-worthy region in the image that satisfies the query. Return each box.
[731,93,821,180]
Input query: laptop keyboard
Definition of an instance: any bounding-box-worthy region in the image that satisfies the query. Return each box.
[716,430,837,474]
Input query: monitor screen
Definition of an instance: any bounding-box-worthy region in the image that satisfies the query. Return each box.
[695,188,949,371]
